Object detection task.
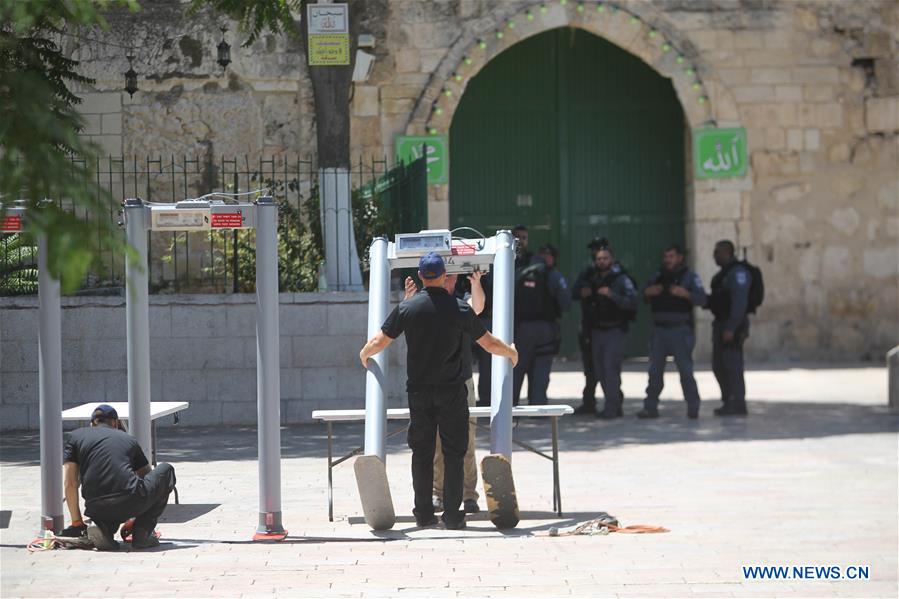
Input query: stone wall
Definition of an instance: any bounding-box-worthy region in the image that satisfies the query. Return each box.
[0,294,407,431]
[59,0,899,361]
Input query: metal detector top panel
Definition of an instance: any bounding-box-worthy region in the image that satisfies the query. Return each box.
[387,229,498,274]
[130,199,261,231]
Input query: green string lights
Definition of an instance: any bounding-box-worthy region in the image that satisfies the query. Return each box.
[424,2,712,136]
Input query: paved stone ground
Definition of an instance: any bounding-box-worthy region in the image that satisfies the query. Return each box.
[2,366,897,598]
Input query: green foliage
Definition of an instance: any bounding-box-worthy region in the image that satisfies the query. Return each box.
[188,0,300,46]
[0,0,138,293]
[0,233,38,295]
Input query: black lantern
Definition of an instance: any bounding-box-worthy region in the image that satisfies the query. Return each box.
[124,53,138,97]
[217,25,231,69]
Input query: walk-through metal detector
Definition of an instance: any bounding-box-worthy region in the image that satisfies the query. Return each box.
[123,195,287,541]
[358,229,518,530]
[1,202,65,534]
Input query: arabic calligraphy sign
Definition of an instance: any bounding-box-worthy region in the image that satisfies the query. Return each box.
[396,135,448,185]
[308,3,350,66]
[693,128,748,179]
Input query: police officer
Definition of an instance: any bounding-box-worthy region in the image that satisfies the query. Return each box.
[359,252,518,529]
[571,237,610,415]
[574,245,638,419]
[470,271,494,407]
[638,244,707,419]
[705,240,751,416]
[512,224,532,268]
[512,244,571,406]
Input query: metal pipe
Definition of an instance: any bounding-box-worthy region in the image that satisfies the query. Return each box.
[490,229,515,458]
[254,196,284,534]
[124,198,152,458]
[363,236,390,461]
[37,234,63,534]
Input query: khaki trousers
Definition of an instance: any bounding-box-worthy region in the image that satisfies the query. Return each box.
[433,378,478,502]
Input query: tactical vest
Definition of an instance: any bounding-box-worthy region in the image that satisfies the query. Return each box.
[515,262,558,323]
[709,261,738,319]
[649,266,693,314]
[588,270,632,328]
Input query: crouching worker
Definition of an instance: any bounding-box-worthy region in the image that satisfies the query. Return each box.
[60,404,176,550]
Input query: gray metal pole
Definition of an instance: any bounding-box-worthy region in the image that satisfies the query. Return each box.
[490,230,515,458]
[37,234,64,534]
[255,196,285,535]
[124,199,152,459]
[363,237,390,461]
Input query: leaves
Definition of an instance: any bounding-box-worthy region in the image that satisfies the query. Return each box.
[0,0,138,293]
[189,0,301,46]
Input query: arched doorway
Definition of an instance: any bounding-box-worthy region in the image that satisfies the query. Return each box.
[450,27,686,358]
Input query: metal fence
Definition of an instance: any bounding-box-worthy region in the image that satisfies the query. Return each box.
[0,154,427,295]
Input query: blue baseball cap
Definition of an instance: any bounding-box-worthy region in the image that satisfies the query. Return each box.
[91,404,118,421]
[418,252,446,279]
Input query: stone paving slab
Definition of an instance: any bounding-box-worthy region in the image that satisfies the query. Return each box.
[1,367,897,598]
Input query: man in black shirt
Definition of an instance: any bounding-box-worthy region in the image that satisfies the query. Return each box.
[359,252,518,529]
[61,404,176,550]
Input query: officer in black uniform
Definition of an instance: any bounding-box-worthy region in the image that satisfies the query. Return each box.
[61,404,176,550]
[638,244,707,419]
[572,237,610,415]
[512,224,533,268]
[705,240,751,416]
[359,252,518,529]
[512,244,571,406]
[574,245,638,419]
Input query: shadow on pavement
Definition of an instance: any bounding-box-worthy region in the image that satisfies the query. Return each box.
[157,503,221,524]
[0,510,11,529]
[2,399,896,466]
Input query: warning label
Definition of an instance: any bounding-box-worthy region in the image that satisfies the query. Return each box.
[211,212,244,229]
[451,241,477,255]
[1,215,23,232]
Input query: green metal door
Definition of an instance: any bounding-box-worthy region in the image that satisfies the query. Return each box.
[450,28,685,358]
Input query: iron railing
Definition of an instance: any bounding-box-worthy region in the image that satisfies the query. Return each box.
[1,154,427,295]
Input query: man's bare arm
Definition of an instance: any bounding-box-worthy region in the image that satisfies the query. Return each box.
[135,464,151,478]
[467,270,485,315]
[476,332,518,367]
[359,331,394,368]
[63,462,83,524]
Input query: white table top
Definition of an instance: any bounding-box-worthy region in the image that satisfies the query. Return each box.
[312,405,573,422]
[61,402,190,421]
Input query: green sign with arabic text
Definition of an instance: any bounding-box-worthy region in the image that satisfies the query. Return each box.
[694,128,747,179]
[395,135,448,185]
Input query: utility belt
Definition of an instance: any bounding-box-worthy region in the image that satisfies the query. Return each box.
[592,320,625,331]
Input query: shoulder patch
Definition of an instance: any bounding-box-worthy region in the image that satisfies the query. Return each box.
[623,277,635,291]
[693,273,702,287]
[735,270,749,286]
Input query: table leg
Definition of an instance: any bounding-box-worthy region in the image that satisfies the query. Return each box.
[551,416,561,516]
[327,422,334,522]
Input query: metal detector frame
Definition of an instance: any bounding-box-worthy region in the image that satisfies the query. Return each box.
[1,202,65,533]
[123,196,286,540]
[363,229,516,462]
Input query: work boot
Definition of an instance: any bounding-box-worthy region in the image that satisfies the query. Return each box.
[714,403,748,417]
[636,408,659,419]
[131,529,160,549]
[596,408,620,420]
[415,514,438,527]
[432,495,444,513]
[441,514,466,530]
[87,522,119,551]
[573,403,596,416]
[463,499,480,514]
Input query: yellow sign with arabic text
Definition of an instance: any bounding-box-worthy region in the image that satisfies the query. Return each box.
[308,34,350,66]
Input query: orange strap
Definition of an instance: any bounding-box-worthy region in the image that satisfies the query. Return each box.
[605,523,669,534]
